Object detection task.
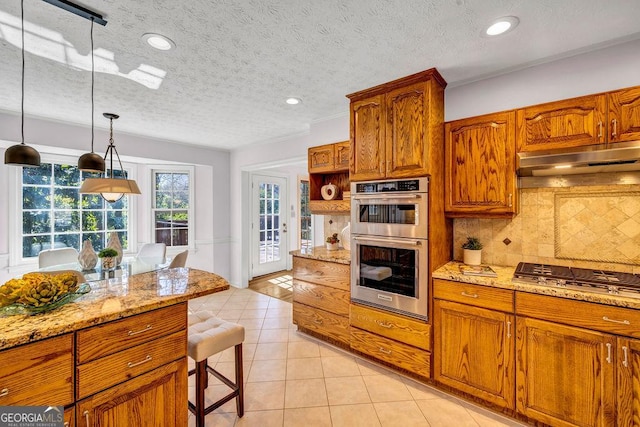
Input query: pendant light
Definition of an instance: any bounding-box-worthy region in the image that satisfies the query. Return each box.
[77,18,105,172]
[4,0,41,167]
[79,113,141,203]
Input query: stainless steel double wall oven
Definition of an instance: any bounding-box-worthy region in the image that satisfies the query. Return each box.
[350,177,429,320]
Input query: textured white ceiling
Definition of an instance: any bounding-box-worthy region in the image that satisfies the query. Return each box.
[0,0,639,150]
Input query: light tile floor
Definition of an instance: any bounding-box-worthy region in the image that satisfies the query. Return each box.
[187,286,528,427]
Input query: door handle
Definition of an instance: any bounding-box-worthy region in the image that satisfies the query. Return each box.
[282,222,287,233]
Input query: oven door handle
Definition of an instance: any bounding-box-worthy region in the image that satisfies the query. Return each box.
[353,194,422,201]
[353,236,423,246]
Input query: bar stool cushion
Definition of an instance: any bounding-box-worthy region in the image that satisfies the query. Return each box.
[188,311,245,362]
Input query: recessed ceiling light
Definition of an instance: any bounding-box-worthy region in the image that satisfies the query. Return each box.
[142,33,176,51]
[286,97,302,105]
[484,16,519,36]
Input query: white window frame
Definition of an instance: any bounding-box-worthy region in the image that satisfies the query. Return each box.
[8,152,139,268]
[150,165,195,250]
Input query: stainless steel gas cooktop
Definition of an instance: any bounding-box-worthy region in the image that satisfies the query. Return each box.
[513,262,640,298]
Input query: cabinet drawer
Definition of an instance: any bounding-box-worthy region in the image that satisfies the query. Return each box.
[77,303,186,363]
[293,258,350,290]
[350,304,431,351]
[434,279,514,312]
[293,303,350,346]
[77,330,186,399]
[351,329,431,378]
[293,280,350,316]
[0,334,73,406]
[516,292,640,338]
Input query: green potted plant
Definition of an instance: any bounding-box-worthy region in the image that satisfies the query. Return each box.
[98,248,118,271]
[326,233,340,251]
[462,236,483,265]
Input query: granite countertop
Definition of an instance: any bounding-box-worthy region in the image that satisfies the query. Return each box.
[0,268,230,350]
[434,261,640,310]
[290,246,351,265]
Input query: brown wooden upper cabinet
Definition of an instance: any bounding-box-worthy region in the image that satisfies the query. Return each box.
[517,86,640,152]
[308,141,350,173]
[347,69,446,181]
[445,111,517,217]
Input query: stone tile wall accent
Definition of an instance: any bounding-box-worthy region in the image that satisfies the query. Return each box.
[453,185,640,273]
[555,192,640,265]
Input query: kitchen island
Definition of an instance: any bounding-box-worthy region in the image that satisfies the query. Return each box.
[0,267,230,426]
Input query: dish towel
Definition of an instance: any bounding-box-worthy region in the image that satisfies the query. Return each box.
[360,264,392,281]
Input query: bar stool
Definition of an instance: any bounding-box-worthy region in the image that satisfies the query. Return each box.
[188,311,245,426]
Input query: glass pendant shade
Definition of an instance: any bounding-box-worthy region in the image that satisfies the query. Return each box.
[79,113,141,203]
[4,143,41,167]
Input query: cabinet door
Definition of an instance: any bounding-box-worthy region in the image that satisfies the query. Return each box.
[77,359,187,427]
[308,144,335,173]
[616,337,640,426]
[385,81,429,178]
[350,94,385,181]
[445,111,517,216]
[608,87,640,143]
[334,141,350,171]
[64,407,75,427]
[516,317,616,427]
[517,94,607,152]
[434,300,514,409]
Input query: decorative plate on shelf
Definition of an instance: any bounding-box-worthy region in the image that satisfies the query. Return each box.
[0,283,91,316]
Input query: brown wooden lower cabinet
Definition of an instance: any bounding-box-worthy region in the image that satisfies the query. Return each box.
[77,358,187,427]
[64,407,75,427]
[617,337,640,426]
[434,299,514,409]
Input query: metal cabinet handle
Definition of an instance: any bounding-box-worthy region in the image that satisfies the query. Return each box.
[606,343,612,364]
[83,410,89,427]
[602,316,630,325]
[377,320,393,329]
[0,388,8,397]
[127,355,152,368]
[623,346,629,368]
[506,321,512,339]
[611,119,618,139]
[597,121,603,139]
[461,291,478,299]
[378,347,392,355]
[508,193,513,208]
[313,318,323,325]
[64,423,69,427]
[128,324,153,336]
[312,292,323,299]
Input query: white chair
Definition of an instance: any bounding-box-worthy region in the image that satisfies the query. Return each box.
[168,250,188,268]
[38,247,79,269]
[137,243,166,263]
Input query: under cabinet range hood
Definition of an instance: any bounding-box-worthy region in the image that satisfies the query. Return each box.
[517,141,640,187]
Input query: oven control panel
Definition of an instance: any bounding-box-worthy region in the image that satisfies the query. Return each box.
[354,178,427,194]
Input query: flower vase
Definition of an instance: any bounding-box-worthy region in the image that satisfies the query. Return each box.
[107,232,123,266]
[78,240,98,270]
[326,242,339,251]
[101,256,116,271]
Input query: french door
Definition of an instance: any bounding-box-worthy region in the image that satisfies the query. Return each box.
[251,174,288,277]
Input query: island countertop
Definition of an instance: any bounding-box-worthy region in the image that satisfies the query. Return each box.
[0,267,229,350]
[290,246,351,264]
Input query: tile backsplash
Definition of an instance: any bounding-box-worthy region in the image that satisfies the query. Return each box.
[453,184,640,273]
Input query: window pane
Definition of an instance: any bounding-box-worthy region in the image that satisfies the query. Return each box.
[23,163,52,185]
[23,235,51,257]
[172,211,188,227]
[156,173,172,191]
[82,194,103,209]
[107,211,127,230]
[172,228,188,246]
[156,229,171,245]
[156,192,172,209]
[108,196,127,210]
[82,233,104,252]
[155,211,171,228]
[53,188,79,209]
[54,211,79,232]
[54,164,80,186]
[82,211,104,231]
[23,187,50,210]
[54,234,79,250]
[173,173,189,191]
[23,211,50,234]
[173,191,189,209]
